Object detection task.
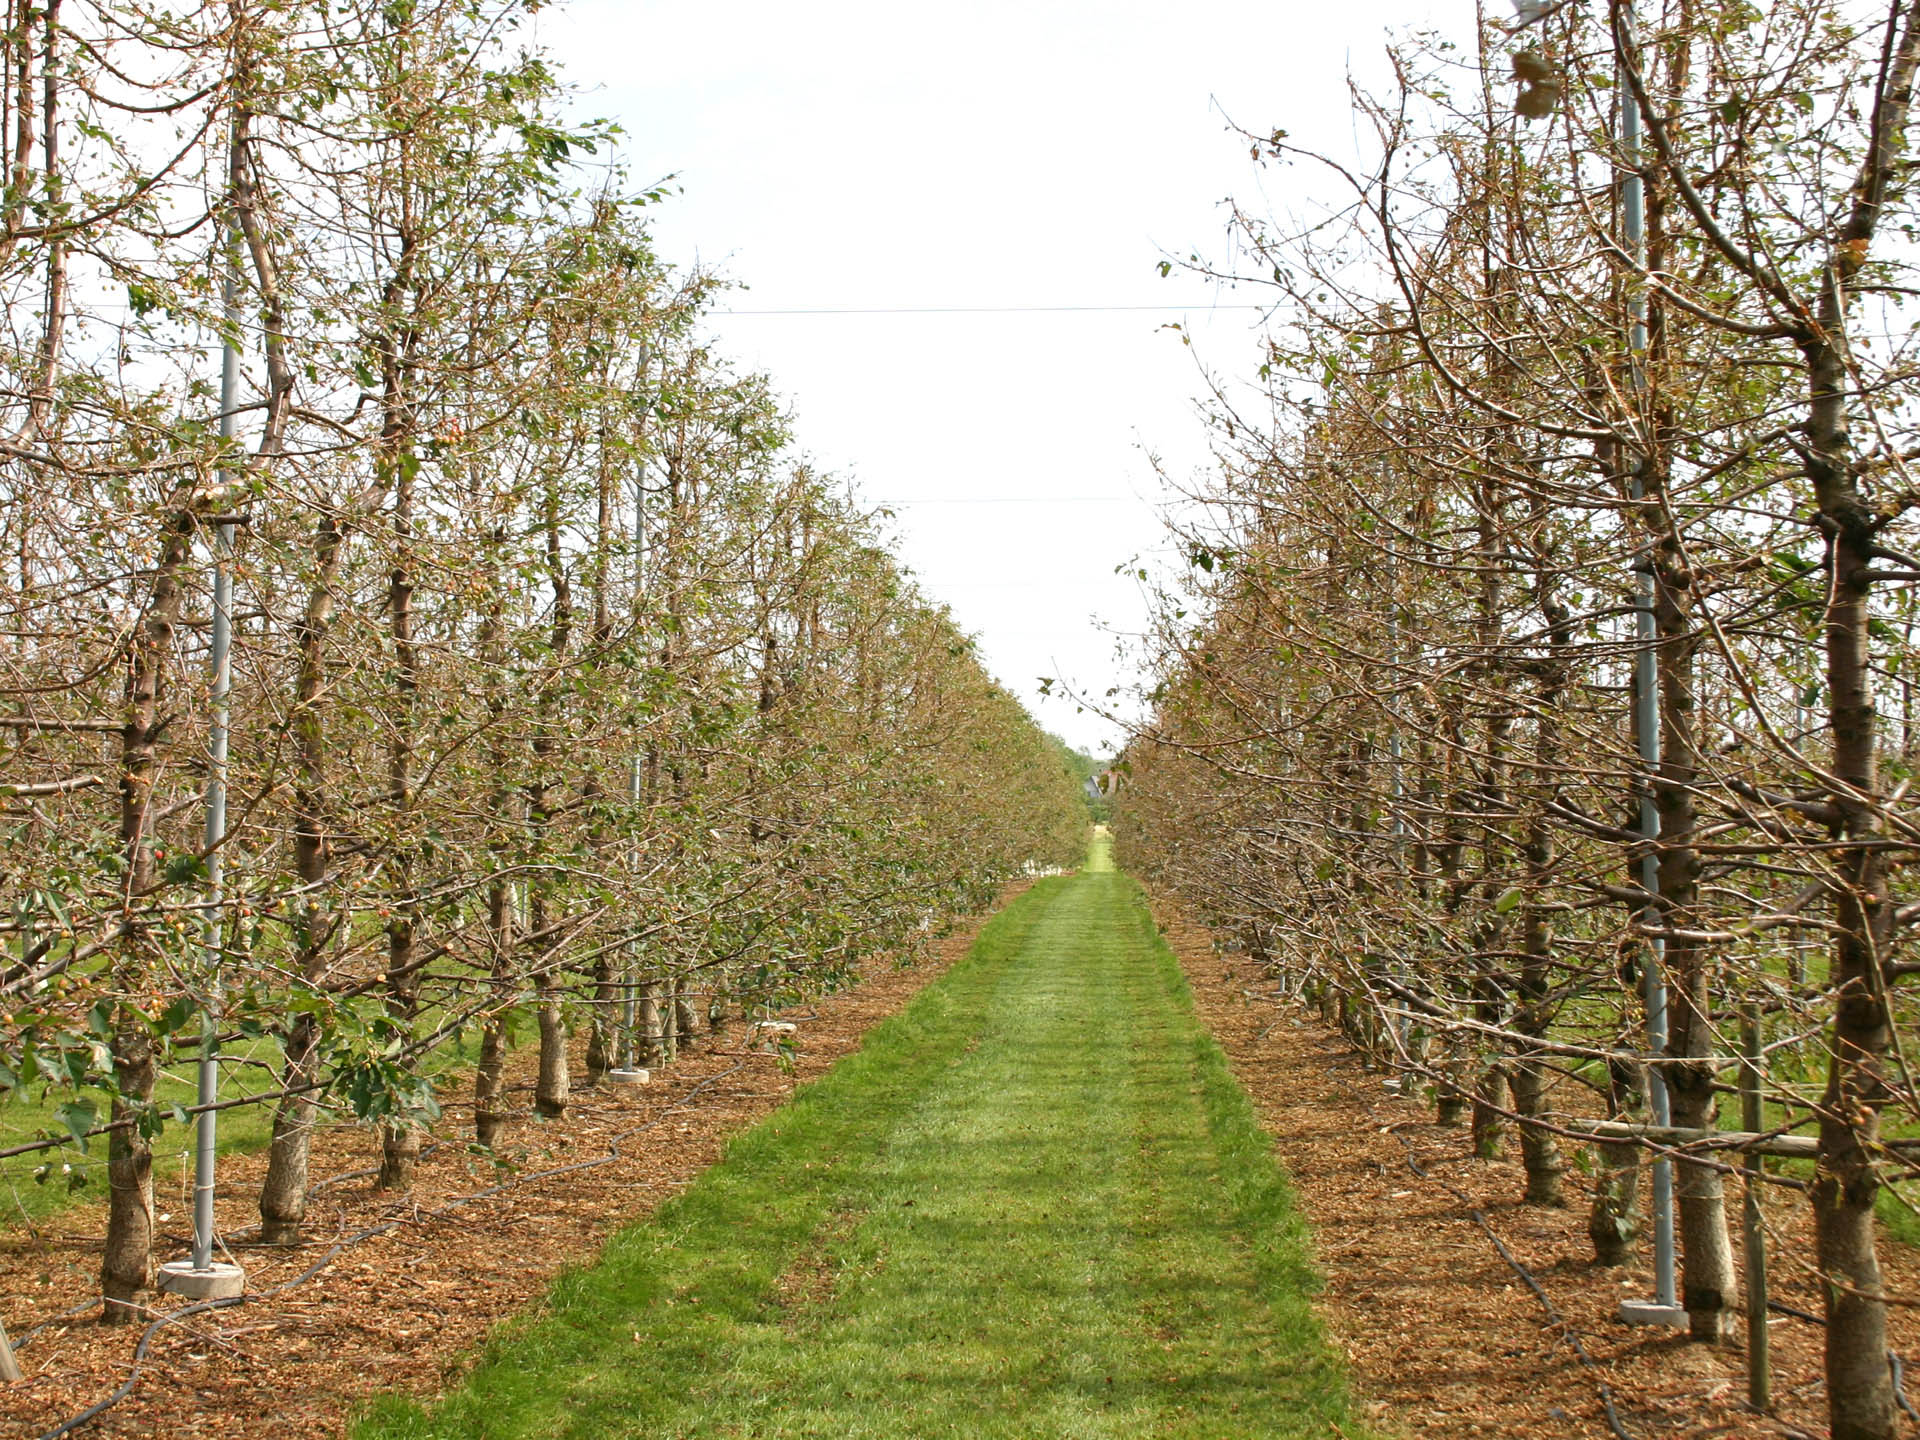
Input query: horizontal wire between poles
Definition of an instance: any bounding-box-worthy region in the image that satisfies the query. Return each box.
[873,495,1145,505]
[709,303,1268,316]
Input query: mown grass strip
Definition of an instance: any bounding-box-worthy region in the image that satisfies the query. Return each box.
[357,847,1364,1440]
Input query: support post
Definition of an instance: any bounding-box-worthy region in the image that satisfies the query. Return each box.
[1614,0,1682,1330]
[1742,1005,1771,1412]
[159,197,244,1302]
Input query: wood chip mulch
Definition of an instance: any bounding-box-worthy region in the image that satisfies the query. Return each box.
[0,889,1023,1440]
[1155,897,1920,1440]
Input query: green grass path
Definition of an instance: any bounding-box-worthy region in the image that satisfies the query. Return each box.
[359,840,1357,1439]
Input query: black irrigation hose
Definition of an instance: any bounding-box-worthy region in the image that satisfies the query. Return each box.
[1391,1126,1636,1440]
[1760,1295,1920,1427]
[1392,1127,1920,1433]
[1892,1351,1920,1426]
[12,1141,454,1353]
[14,1299,100,1351]
[1768,1297,1825,1327]
[30,1059,752,1439]
[36,1294,246,1440]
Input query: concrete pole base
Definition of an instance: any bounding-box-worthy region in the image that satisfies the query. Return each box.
[157,1260,246,1300]
[1618,1299,1687,1328]
[606,1067,650,1086]
[0,1315,21,1383]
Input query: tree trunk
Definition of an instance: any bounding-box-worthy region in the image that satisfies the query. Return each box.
[534,983,570,1118]
[1643,152,1735,1336]
[102,503,191,1322]
[583,951,615,1085]
[473,868,513,1149]
[474,1017,509,1149]
[1512,1057,1564,1206]
[474,532,516,1148]
[1472,1061,1509,1161]
[529,486,572,1120]
[1801,33,1918,1409]
[1515,556,1571,1208]
[473,869,513,1147]
[376,1100,421,1192]
[638,978,665,1067]
[376,465,422,1190]
[1808,334,1899,1440]
[258,1011,320,1244]
[1589,1057,1647,1266]
[1623,1,1920,1416]
[673,977,700,1054]
[473,838,514,1148]
[101,1014,156,1321]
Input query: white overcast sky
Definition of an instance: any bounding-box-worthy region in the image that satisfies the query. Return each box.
[538,0,1462,755]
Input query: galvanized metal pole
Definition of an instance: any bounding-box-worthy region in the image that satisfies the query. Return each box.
[195,226,240,1273]
[191,522,232,1272]
[161,204,246,1298]
[1616,1,1681,1327]
[621,742,642,1056]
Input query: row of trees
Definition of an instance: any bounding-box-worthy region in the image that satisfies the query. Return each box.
[1115,3,1920,1437]
[0,0,1086,1329]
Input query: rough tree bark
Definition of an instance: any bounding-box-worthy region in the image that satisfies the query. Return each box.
[474,527,515,1148]
[1621,0,1920,1417]
[103,503,193,1322]
[1515,532,1571,1208]
[258,506,351,1242]
[532,486,574,1120]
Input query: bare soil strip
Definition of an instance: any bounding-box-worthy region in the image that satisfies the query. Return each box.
[0,896,1018,1440]
[1158,899,1920,1440]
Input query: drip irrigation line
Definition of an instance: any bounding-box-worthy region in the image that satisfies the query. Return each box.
[306,1142,445,1199]
[1761,1296,1919,1425]
[1391,1125,1636,1440]
[36,1294,245,1440]
[13,1299,100,1350]
[1892,1351,1920,1425]
[11,1142,456,1351]
[29,1060,751,1439]
[1768,1297,1825,1326]
[1381,1103,1918,1432]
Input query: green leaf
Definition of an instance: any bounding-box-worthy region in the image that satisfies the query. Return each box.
[162,852,208,886]
[55,1099,98,1151]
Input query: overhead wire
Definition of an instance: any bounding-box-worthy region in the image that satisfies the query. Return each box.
[709,302,1267,316]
